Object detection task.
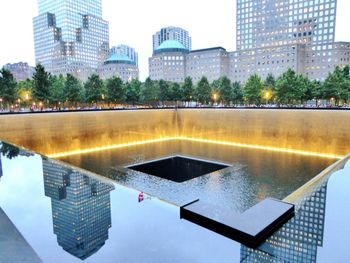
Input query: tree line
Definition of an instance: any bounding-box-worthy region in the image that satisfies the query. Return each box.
[0,64,349,109]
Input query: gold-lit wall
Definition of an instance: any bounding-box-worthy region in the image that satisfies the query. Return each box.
[177,109,350,157]
[0,109,349,157]
[0,110,177,156]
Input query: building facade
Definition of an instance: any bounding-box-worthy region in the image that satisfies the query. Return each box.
[233,0,347,82]
[33,0,109,80]
[149,0,349,84]
[43,159,114,260]
[110,44,138,66]
[152,27,192,51]
[186,47,229,83]
[3,62,34,81]
[98,52,139,82]
[149,40,188,82]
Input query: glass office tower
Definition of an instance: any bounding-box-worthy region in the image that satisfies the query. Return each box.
[33,0,109,79]
[236,0,337,50]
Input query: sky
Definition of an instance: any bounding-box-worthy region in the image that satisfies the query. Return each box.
[0,0,349,81]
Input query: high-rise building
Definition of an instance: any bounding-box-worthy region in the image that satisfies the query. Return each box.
[3,62,35,81]
[153,27,192,51]
[110,44,138,66]
[33,0,109,79]
[43,159,114,260]
[149,40,189,82]
[240,180,327,262]
[149,0,349,84]
[236,0,336,50]
[234,0,344,81]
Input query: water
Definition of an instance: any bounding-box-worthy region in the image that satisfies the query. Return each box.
[60,140,335,212]
[1,141,350,262]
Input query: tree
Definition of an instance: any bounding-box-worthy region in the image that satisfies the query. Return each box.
[218,76,232,105]
[106,77,125,104]
[195,76,212,104]
[232,81,243,105]
[125,79,141,105]
[321,66,349,105]
[32,64,51,104]
[0,68,17,107]
[158,79,171,102]
[84,73,105,104]
[182,76,194,102]
[64,74,82,106]
[297,75,313,104]
[170,82,183,102]
[50,74,65,106]
[264,73,276,90]
[275,69,300,105]
[17,79,32,106]
[141,77,159,105]
[244,74,263,105]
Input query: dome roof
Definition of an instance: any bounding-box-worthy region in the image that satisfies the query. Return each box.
[105,53,134,64]
[154,40,189,54]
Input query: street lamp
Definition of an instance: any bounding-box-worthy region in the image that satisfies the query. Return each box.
[213,93,218,105]
[264,91,270,105]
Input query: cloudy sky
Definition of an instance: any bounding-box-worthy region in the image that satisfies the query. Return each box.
[0,0,349,80]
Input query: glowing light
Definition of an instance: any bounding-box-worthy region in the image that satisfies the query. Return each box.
[265,91,270,99]
[48,136,343,160]
[48,137,178,158]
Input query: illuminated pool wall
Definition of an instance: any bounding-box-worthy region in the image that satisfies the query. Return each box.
[0,109,349,157]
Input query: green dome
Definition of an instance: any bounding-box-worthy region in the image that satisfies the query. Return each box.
[105,53,134,64]
[154,40,189,54]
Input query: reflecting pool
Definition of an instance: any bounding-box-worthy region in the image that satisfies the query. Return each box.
[0,141,350,262]
[60,140,335,211]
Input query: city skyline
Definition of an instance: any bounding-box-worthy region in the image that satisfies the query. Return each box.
[0,0,349,81]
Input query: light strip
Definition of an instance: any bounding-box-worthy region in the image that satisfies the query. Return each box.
[48,137,344,160]
[48,137,178,158]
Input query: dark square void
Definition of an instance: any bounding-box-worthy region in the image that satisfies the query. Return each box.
[127,156,229,183]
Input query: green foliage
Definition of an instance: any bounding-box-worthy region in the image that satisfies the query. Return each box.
[32,64,51,103]
[141,77,159,103]
[264,73,276,89]
[64,74,82,104]
[0,68,17,105]
[50,75,65,105]
[195,76,212,104]
[84,74,105,103]
[244,74,263,105]
[158,79,171,101]
[275,69,300,104]
[170,82,183,101]
[125,79,141,105]
[218,76,232,105]
[182,76,194,101]
[232,81,243,104]
[106,77,125,103]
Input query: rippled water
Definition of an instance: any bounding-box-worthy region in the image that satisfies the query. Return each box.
[60,141,335,212]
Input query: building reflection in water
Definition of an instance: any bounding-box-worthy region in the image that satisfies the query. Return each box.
[42,158,115,260]
[240,180,327,263]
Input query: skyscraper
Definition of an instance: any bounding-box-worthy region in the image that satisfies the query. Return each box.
[33,0,109,79]
[110,44,139,66]
[43,159,114,259]
[153,26,192,51]
[233,0,345,81]
[236,0,337,50]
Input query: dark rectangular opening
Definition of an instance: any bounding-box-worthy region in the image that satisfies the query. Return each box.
[127,156,229,183]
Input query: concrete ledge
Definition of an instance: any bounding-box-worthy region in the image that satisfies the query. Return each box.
[180,198,294,248]
[0,208,42,263]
